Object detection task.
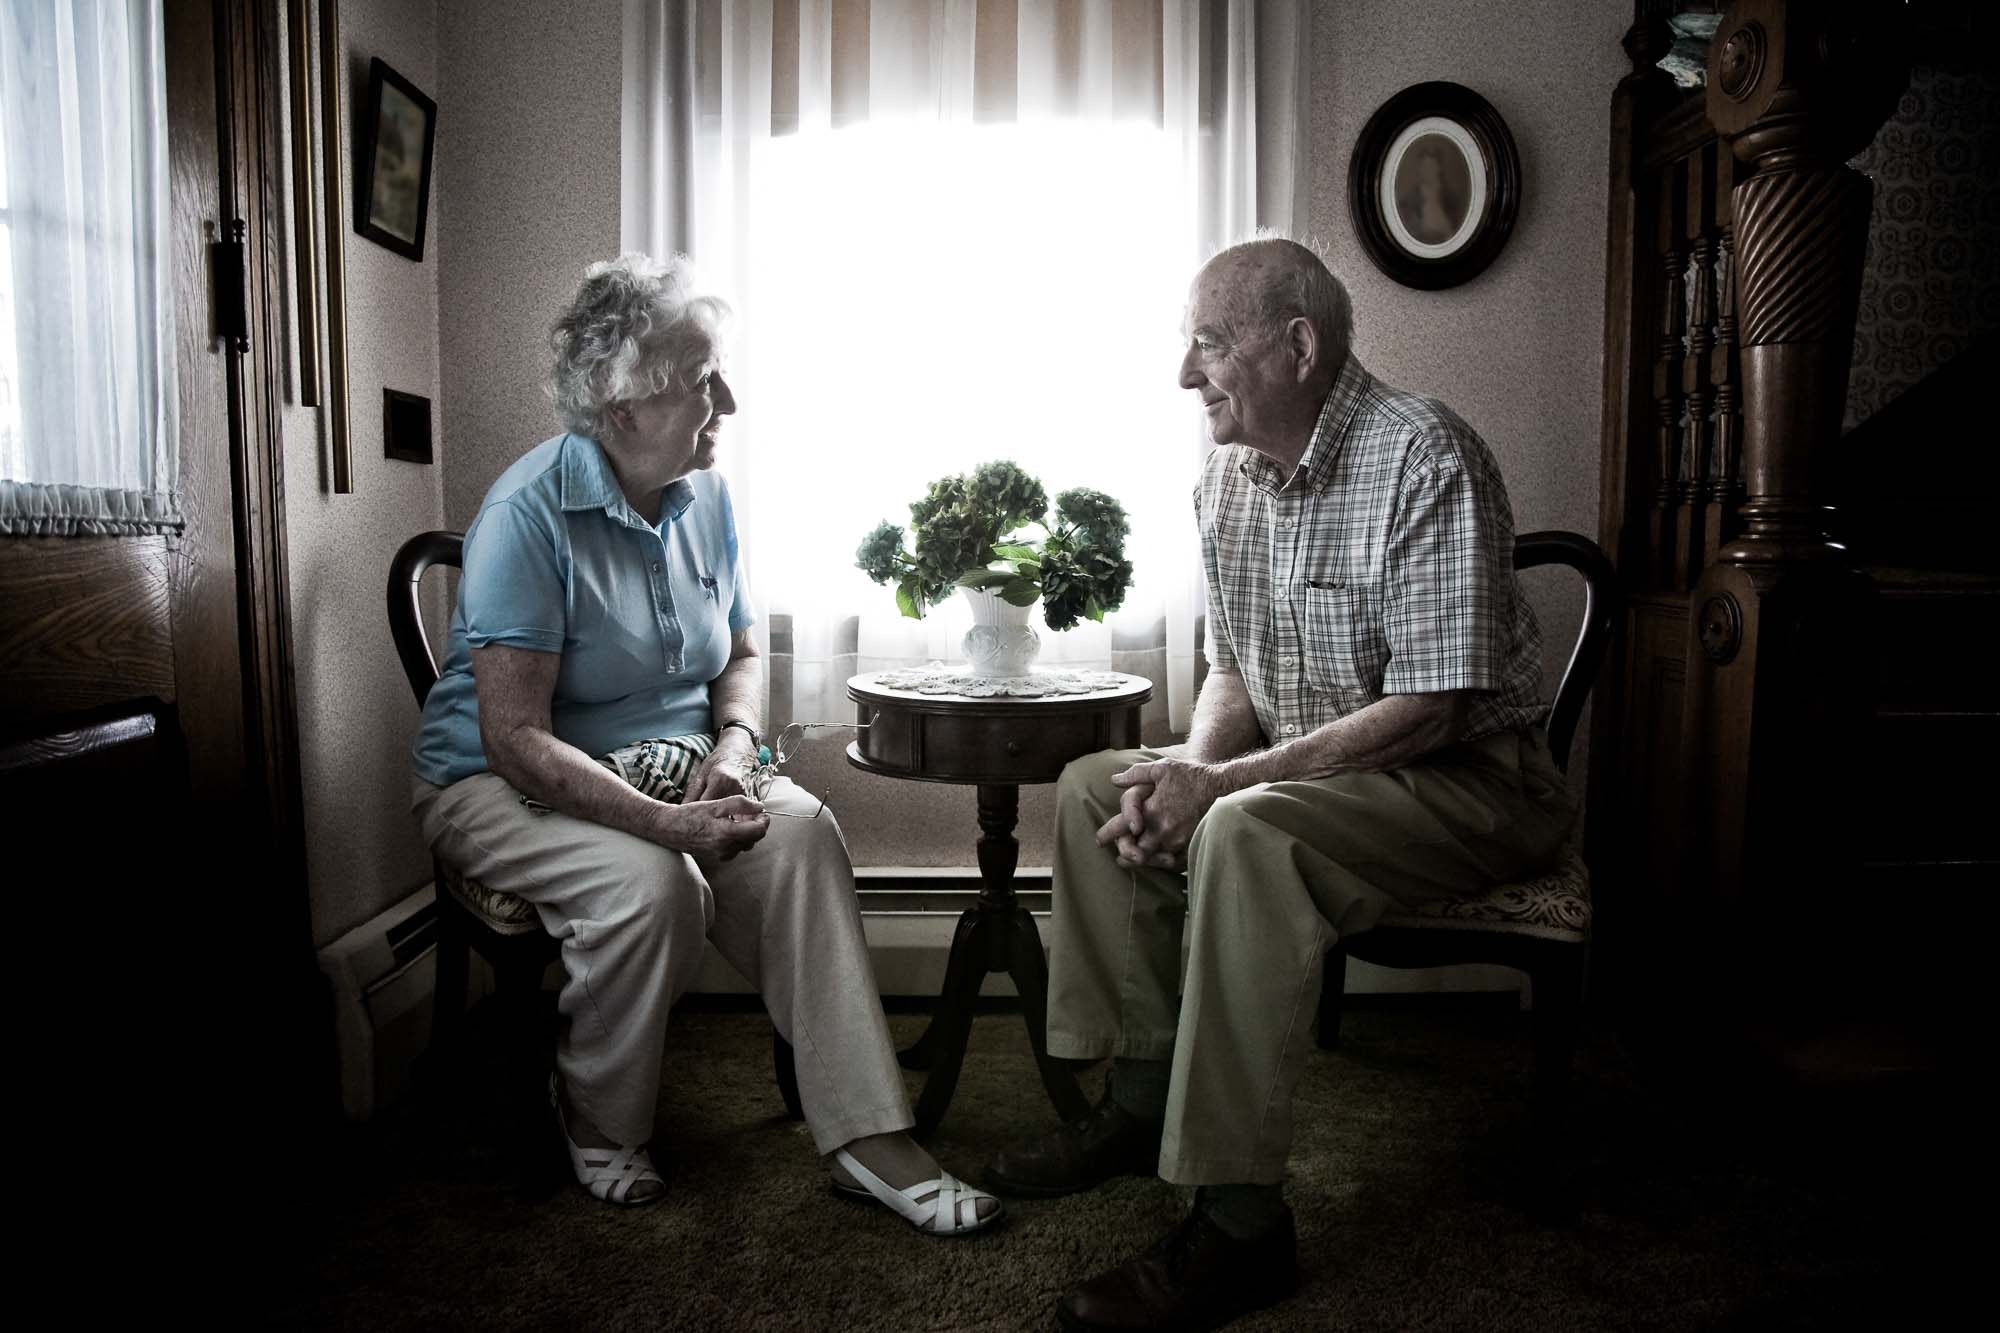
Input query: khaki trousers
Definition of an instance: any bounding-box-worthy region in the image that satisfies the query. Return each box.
[1044,728,1575,1185]
[412,773,912,1153]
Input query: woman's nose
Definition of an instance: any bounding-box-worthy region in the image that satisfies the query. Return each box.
[713,372,737,415]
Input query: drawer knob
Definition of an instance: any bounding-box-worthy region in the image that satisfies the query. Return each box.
[1005,739,1022,756]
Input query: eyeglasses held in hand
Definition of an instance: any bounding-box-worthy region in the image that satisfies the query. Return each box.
[748,721,868,819]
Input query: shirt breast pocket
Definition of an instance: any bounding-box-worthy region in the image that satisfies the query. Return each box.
[1302,582,1388,697]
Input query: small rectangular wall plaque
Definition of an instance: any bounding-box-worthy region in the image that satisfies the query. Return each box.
[383,388,433,465]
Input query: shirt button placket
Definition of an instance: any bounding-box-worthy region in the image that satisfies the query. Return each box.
[650,549,680,673]
[1274,494,1304,743]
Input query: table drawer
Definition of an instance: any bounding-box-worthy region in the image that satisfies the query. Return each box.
[856,704,1142,783]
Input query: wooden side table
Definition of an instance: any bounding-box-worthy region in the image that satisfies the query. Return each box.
[846,670,1153,1138]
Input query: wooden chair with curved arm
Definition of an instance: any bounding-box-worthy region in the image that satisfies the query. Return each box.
[1315,529,1618,1185]
[388,530,803,1127]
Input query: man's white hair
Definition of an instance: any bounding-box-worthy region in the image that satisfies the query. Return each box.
[1207,230,1352,369]
[548,252,731,442]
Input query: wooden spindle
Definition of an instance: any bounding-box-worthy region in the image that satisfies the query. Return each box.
[1704,383,1737,565]
[1652,155,1688,589]
[1707,136,1740,562]
[1687,237,1716,359]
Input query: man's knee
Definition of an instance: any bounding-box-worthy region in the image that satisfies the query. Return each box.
[1183,789,1306,906]
[1188,786,1280,852]
[1057,747,1143,812]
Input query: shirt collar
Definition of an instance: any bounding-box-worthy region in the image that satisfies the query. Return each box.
[1236,353,1372,495]
[558,433,698,526]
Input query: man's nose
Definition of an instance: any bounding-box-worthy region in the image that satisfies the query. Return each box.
[713,372,737,415]
[1177,344,1203,390]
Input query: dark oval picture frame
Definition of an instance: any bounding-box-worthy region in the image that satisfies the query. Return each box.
[1348,81,1520,291]
[354,57,437,263]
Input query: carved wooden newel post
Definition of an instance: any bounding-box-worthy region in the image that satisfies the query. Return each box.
[1677,0,1907,1000]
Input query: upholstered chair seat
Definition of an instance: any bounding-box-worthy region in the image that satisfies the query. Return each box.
[1381,845,1591,944]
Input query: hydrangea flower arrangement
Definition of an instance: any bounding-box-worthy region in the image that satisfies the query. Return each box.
[855,460,1134,632]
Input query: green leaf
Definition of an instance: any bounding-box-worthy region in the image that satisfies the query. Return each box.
[955,568,1014,590]
[895,580,923,620]
[992,543,1040,562]
[999,576,1041,607]
[1013,559,1041,579]
[1085,595,1106,623]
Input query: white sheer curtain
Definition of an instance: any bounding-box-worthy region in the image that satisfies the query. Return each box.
[0,1,178,536]
[623,0,1304,731]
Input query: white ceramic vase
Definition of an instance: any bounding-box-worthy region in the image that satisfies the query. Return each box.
[960,587,1041,677]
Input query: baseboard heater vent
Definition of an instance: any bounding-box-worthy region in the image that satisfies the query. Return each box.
[318,885,488,1121]
[857,866,1051,915]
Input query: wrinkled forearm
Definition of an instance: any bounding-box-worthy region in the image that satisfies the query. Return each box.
[482,721,675,845]
[706,650,765,738]
[1217,691,1469,788]
[1179,666,1263,763]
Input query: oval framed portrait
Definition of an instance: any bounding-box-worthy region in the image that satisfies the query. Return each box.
[1349,81,1520,291]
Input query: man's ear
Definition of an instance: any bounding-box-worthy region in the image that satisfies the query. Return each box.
[1287,316,1319,385]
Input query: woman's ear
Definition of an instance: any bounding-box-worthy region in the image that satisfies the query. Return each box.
[606,401,633,434]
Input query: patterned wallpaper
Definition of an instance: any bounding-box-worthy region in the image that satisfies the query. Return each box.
[1845,63,2000,431]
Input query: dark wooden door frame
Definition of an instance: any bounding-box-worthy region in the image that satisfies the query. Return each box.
[203,0,327,1138]
[209,0,308,881]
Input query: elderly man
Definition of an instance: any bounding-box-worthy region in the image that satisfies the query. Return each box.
[987,238,1574,1331]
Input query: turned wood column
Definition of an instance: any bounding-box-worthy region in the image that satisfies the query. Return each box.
[1705,0,1903,563]
[1676,0,1908,998]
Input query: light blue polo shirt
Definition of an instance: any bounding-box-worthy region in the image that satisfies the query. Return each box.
[411,432,754,788]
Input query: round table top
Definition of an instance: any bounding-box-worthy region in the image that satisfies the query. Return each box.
[846,669,1153,714]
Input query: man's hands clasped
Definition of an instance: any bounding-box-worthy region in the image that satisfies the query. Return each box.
[1094,755,1231,872]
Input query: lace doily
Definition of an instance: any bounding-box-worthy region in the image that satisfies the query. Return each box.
[869,663,1130,698]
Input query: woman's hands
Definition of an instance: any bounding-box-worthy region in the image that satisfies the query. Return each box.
[686,728,762,802]
[651,794,769,864]
[666,728,770,864]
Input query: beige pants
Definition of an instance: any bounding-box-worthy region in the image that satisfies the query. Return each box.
[1044,728,1575,1186]
[412,773,912,1153]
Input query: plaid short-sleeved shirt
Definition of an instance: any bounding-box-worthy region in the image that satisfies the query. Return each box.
[1196,354,1545,747]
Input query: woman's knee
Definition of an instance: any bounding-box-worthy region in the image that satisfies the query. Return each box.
[584,840,713,938]
[763,813,857,904]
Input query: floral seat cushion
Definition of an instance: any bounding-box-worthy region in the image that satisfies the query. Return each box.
[440,734,715,935]
[439,856,541,935]
[1378,845,1591,943]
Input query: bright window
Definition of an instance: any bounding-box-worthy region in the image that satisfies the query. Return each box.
[0,126,19,477]
[733,119,1194,644]
[0,0,179,535]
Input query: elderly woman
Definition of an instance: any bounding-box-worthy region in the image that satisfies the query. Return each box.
[409,253,998,1234]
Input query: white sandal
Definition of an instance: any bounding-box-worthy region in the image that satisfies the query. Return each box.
[831,1148,1004,1236]
[550,1075,664,1207]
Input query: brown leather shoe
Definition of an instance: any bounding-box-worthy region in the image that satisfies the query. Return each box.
[983,1081,1163,1198]
[1055,1206,1298,1333]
